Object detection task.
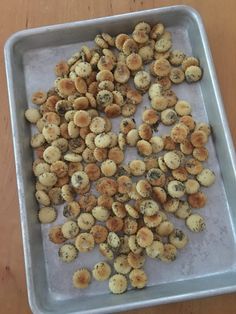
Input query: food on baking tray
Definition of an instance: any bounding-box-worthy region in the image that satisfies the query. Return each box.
[25,20,215,293]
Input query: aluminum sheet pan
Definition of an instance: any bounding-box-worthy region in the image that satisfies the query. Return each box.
[4,5,236,314]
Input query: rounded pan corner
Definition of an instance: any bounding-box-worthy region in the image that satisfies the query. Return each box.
[27,283,53,314]
[4,29,30,55]
[27,292,42,314]
[172,4,205,26]
[175,4,203,19]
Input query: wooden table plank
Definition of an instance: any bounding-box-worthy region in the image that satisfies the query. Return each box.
[0,1,235,313]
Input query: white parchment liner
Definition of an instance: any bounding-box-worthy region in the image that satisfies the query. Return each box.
[24,25,236,300]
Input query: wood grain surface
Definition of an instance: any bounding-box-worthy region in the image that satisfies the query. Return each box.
[0,1,235,313]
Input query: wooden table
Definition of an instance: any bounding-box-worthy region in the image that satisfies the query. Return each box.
[0,0,235,313]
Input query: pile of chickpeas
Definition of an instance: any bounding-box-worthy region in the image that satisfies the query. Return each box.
[25,21,215,294]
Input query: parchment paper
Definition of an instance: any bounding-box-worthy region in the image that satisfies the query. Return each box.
[23,25,236,300]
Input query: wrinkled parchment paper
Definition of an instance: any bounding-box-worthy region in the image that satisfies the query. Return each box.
[24,25,236,299]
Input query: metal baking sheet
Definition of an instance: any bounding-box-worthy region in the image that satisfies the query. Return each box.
[4,5,236,314]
